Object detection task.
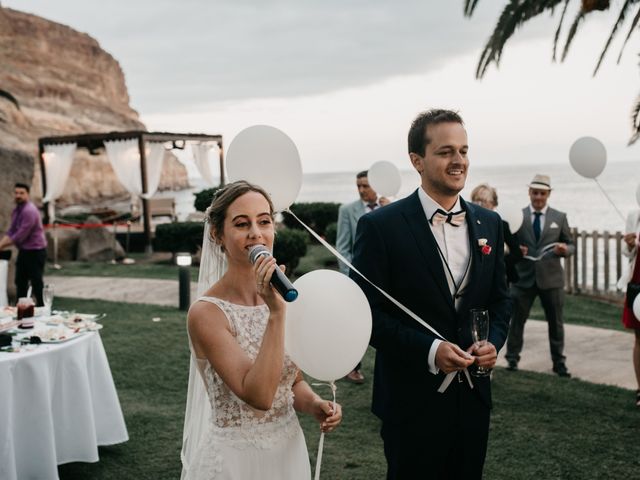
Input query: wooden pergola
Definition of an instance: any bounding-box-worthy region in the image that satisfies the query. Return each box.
[38,131,224,251]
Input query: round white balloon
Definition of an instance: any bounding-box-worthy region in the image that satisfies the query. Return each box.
[569,136,607,179]
[285,270,372,382]
[226,125,302,211]
[634,294,640,321]
[497,205,524,233]
[368,161,402,197]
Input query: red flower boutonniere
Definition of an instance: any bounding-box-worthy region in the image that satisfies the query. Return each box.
[478,238,492,256]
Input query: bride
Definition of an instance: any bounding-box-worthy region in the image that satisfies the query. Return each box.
[181,180,342,479]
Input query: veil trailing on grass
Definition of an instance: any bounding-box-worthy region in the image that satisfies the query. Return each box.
[180,220,227,479]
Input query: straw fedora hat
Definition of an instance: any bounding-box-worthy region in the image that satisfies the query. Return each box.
[527,174,552,191]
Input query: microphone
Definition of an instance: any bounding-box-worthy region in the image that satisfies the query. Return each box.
[248,245,299,302]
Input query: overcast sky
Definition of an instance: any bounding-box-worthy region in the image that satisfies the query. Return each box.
[6,0,640,174]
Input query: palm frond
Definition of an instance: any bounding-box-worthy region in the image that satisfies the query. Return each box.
[476,0,566,79]
[552,0,572,62]
[629,89,640,145]
[593,0,636,74]
[617,4,640,64]
[560,10,586,61]
[464,0,481,17]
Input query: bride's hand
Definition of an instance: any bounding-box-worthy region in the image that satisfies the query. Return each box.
[254,255,286,313]
[311,399,342,433]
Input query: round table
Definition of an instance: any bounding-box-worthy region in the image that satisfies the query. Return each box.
[0,328,128,480]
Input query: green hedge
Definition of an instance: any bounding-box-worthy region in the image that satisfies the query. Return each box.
[273,228,308,274]
[154,222,204,253]
[154,223,307,275]
[324,222,337,246]
[282,202,340,237]
[194,187,221,212]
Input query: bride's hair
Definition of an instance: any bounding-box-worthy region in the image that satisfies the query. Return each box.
[205,181,274,243]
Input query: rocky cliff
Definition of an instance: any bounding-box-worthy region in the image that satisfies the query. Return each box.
[0,7,189,206]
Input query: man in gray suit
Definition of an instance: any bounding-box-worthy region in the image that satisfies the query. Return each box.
[505,174,575,377]
[336,170,381,383]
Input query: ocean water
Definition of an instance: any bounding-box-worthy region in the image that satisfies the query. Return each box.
[165,160,640,233]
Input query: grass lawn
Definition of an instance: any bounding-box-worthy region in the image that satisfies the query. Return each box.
[49,252,199,282]
[53,296,639,480]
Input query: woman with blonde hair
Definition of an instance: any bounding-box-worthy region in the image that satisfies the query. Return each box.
[181,180,342,479]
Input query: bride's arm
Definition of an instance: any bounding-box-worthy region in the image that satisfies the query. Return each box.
[292,371,342,433]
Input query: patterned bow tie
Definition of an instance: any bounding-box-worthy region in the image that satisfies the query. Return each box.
[430,209,466,227]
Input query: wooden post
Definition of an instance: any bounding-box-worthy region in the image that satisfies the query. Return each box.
[592,230,598,293]
[571,228,579,293]
[138,134,152,253]
[581,231,587,291]
[603,231,610,292]
[615,231,622,287]
[38,141,49,225]
[218,139,225,186]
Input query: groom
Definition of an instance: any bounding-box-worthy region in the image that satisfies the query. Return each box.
[351,109,511,479]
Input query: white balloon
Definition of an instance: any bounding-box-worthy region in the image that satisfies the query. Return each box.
[285,270,372,381]
[226,125,302,211]
[497,204,524,233]
[634,294,640,321]
[368,161,402,197]
[636,183,640,208]
[569,136,607,179]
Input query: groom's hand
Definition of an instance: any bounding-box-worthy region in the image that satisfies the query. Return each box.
[435,342,475,374]
[467,342,498,369]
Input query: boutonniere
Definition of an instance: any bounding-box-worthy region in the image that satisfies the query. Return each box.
[478,238,492,255]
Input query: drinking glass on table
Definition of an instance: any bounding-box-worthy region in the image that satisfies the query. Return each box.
[43,284,54,316]
[470,308,491,377]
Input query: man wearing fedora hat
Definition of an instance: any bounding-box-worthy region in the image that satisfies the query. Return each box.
[505,174,575,377]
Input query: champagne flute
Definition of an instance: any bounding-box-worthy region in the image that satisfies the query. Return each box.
[43,284,54,316]
[470,308,491,377]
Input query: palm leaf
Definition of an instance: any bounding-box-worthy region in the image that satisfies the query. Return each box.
[617,4,640,63]
[464,0,481,17]
[560,10,585,61]
[629,89,640,145]
[593,0,636,74]
[476,0,566,79]
[553,0,572,62]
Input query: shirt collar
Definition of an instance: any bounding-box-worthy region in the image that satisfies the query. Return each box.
[529,204,549,216]
[418,187,461,220]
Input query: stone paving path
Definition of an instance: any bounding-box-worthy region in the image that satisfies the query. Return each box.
[46,275,637,391]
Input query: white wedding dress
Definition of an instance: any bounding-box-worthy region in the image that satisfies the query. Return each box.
[184,296,311,480]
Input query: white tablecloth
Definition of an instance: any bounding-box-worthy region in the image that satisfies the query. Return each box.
[0,331,128,480]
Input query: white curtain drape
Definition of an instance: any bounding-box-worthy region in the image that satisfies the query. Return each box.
[192,142,220,187]
[42,143,77,204]
[104,139,165,199]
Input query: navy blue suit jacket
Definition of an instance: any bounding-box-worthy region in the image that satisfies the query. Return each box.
[350,190,511,425]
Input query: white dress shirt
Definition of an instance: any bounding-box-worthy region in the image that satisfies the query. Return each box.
[417,187,471,374]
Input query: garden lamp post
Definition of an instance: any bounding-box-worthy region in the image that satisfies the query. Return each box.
[176,252,192,311]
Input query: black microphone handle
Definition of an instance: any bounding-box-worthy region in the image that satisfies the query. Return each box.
[269,266,298,302]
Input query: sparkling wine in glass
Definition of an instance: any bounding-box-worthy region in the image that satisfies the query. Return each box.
[43,284,54,316]
[470,308,491,377]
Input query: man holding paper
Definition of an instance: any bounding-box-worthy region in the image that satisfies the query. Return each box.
[505,174,575,377]
[351,109,511,479]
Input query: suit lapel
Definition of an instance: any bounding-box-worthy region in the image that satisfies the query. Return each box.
[520,206,536,245]
[459,199,482,308]
[540,208,556,244]
[402,192,455,310]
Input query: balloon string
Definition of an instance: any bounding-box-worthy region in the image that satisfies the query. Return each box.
[310,381,337,480]
[594,178,626,222]
[284,209,445,340]
[285,210,468,394]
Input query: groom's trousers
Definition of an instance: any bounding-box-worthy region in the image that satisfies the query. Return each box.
[379,377,489,480]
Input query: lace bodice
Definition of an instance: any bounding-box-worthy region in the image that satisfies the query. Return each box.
[195,296,300,448]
